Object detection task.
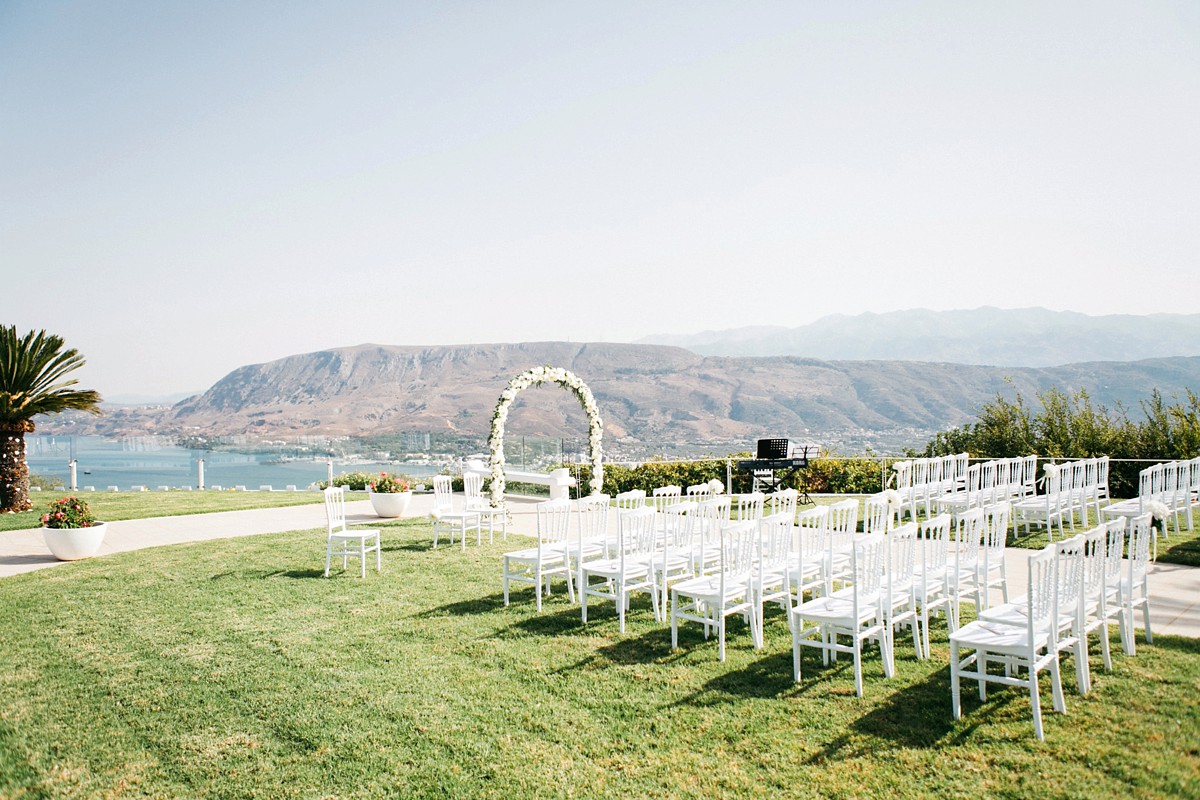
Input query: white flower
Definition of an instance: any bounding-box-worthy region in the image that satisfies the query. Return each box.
[708,478,725,495]
[1043,463,1061,478]
[1145,499,1170,521]
[882,488,903,509]
[429,510,442,521]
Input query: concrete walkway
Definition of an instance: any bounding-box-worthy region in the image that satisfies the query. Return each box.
[2,494,1197,640]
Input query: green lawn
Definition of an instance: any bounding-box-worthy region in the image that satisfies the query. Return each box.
[1,519,1196,799]
[0,490,335,533]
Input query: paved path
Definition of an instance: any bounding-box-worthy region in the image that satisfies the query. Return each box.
[2,494,1197,640]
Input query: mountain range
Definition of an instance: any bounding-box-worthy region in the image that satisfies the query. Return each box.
[38,340,1200,451]
[636,307,1200,365]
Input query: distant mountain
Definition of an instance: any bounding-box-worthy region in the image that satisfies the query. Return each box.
[635,307,1200,366]
[41,342,1200,447]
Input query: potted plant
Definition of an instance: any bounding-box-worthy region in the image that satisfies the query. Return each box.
[41,496,107,561]
[367,472,413,518]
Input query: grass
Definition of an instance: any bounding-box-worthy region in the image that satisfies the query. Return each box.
[1,518,1197,799]
[0,490,337,533]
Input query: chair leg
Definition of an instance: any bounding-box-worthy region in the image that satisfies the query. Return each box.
[950,642,962,720]
[1030,666,1045,742]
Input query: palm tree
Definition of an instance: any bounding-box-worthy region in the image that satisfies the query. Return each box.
[0,327,102,513]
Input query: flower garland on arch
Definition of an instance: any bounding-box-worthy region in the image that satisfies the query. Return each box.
[488,366,604,509]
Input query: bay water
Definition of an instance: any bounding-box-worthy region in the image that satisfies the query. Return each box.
[26,436,440,492]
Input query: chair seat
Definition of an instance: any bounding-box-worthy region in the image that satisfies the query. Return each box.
[950,618,1053,653]
[584,555,655,580]
[504,545,568,565]
[792,591,880,627]
[673,573,751,602]
[330,529,379,542]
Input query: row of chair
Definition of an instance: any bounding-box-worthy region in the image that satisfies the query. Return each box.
[950,513,1154,740]
[1013,456,1111,539]
[1103,458,1200,536]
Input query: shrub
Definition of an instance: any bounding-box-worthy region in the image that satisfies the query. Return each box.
[368,473,411,493]
[42,496,98,529]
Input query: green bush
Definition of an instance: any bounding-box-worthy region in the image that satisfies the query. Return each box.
[923,387,1200,498]
[317,471,377,491]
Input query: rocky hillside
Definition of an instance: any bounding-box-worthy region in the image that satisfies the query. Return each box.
[56,342,1192,443]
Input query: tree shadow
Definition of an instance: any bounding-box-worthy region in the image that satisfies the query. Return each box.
[418,592,510,617]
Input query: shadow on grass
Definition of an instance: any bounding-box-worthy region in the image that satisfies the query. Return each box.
[418,592,510,617]
[806,663,962,760]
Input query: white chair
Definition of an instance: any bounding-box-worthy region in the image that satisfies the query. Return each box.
[569,493,611,594]
[671,519,759,661]
[980,533,1088,695]
[692,496,732,576]
[792,532,892,697]
[1014,464,1067,540]
[883,522,922,661]
[950,546,1066,741]
[1077,524,1113,693]
[913,513,953,658]
[977,501,1011,611]
[581,507,659,632]
[787,506,830,613]
[685,482,712,500]
[322,486,381,578]
[431,475,482,551]
[464,472,505,543]
[753,511,795,645]
[653,499,698,621]
[947,507,986,627]
[1115,512,1154,655]
[502,498,574,611]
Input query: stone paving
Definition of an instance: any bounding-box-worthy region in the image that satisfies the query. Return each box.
[2,493,1196,640]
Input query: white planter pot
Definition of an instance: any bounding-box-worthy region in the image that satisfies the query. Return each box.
[368,491,412,518]
[42,522,108,561]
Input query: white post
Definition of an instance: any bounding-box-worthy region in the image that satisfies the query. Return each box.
[69,460,77,491]
[197,459,205,491]
[327,459,334,488]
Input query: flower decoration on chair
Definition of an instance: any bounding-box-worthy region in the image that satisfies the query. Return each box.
[369,473,411,493]
[487,365,605,509]
[882,488,904,510]
[707,478,725,495]
[41,496,97,529]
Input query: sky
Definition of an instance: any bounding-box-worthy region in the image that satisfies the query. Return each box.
[2,1,1198,401]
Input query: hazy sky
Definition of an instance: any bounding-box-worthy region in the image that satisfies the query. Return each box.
[3,1,1197,400]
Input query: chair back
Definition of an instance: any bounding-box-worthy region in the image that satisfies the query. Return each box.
[886,522,918,598]
[694,496,732,574]
[891,460,913,491]
[827,498,858,551]
[576,493,610,544]
[686,482,712,499]
[759,511,793,572]
[955,507,986,563]
[862,493,894,535]
[918,513,952,571]
[536,498,572,548]
[433,475,455,513]
[768,488,799,521]
[324,486,347,534]
[982,501,1011,558]
[463,472,488,510]
[617,507,657,559]
[719,520,757,583]
[659,499,698,551]
[1021,455,1039,497]
[851,533,887,617]
[1054,534,1086,632]
[1102,519,1125,590]
[795,505,829,559]
[651,485,682,513]
[1080,526,1107,610]
[615,489,647,510]
[1128,513,1153,581]
[1026,546,1059,646]
[734,492,765,521]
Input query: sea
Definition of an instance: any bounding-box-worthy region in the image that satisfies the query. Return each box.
[26,435,441,492]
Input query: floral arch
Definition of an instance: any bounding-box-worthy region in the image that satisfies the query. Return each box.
[488,366,604,508]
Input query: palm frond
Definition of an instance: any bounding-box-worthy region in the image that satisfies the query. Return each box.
[0,326,103,423]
